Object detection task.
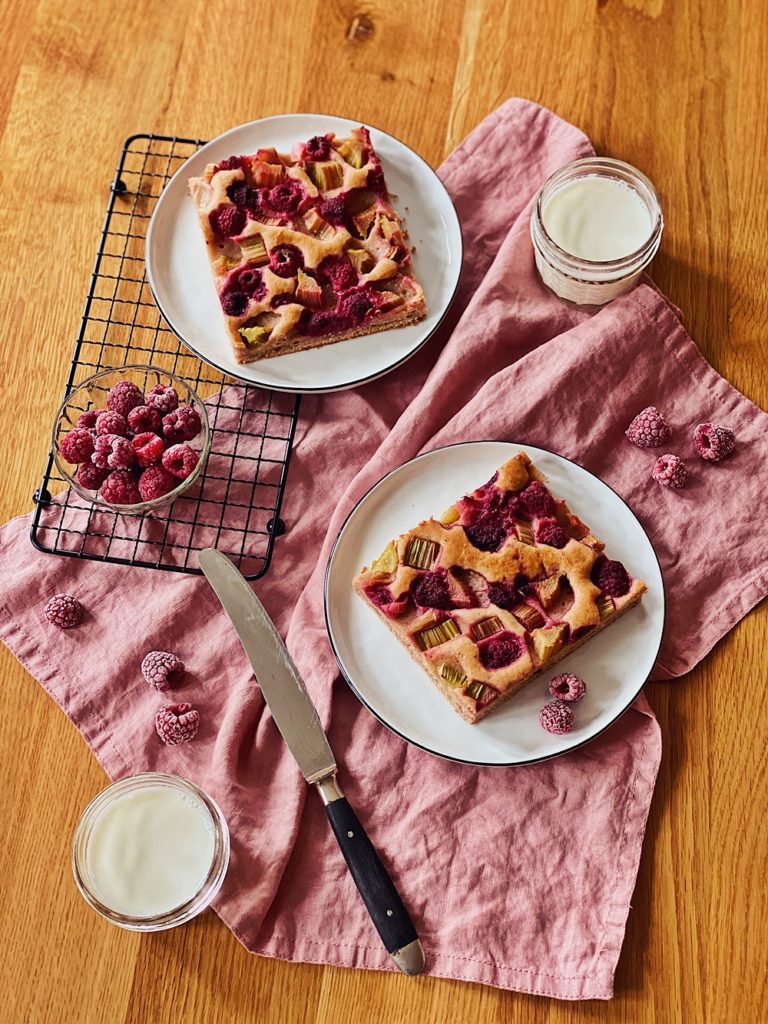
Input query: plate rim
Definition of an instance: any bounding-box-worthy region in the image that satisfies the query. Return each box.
[323,439,666,767]
[145,112,463,394]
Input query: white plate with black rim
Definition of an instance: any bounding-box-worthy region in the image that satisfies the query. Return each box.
[324,441,665,766]
[145,114,462,393]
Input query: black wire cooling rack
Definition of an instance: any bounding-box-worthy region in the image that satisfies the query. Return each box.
[30,133,301,580]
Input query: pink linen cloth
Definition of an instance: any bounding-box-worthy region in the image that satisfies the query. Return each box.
[1,99,767,1000]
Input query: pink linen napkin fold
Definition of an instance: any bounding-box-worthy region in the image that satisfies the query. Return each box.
[1,98,766,1000]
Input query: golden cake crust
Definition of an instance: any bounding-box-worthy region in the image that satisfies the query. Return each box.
[188,127,427,363]
[354,452,647,724]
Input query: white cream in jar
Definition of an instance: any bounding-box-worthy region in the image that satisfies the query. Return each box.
[530,157,663,306]
[72,773,229,930]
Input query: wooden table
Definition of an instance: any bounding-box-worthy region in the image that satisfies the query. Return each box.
[1,1,766,1020]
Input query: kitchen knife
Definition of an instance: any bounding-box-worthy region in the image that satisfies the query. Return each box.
[198,548,425,976]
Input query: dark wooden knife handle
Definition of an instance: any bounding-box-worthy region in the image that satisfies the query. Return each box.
[323,794,421,964]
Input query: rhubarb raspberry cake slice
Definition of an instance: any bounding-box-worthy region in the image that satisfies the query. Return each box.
[188,127,427,363]
[353,452,647,724]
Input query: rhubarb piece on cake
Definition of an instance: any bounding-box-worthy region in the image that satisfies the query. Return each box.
[188,127,427,363]
[353,452,647,724]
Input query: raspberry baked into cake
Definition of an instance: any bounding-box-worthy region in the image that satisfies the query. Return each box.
[353,452,646,724]
[188,127,427,363]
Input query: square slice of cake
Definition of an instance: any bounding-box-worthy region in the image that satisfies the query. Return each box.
[188,127,427,363]
[353,452,646,724]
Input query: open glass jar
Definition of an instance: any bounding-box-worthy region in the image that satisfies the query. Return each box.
[72,773,229,931]
[530,157,663,306]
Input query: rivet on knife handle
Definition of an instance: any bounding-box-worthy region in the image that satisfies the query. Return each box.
[316,775,425,975]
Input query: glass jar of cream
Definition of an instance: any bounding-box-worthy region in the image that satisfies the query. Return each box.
[530,157,663,306]
[72,773,230,931]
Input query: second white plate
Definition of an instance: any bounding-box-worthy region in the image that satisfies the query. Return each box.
[146,114,462,393]
[324,441,664,766]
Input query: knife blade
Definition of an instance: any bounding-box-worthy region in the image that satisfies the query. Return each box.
[198,548,424,976]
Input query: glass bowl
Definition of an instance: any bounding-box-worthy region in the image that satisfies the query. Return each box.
[52,364,211,514]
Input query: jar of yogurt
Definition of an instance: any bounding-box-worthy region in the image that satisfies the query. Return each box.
[72,773,229,931]
[530,157,663,306]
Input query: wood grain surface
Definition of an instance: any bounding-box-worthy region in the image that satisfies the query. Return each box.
[1,1,766,1021]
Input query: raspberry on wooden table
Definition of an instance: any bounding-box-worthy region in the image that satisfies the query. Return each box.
[141,651,185,691]
[155,703,200,745]
[44,593,83,629]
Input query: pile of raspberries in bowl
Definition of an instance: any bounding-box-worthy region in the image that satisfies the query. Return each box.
[53,365,210,513]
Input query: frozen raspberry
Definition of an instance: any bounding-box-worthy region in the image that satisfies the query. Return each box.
[693,422,735,462]
[209,204,247,238]
[367,167,386,193]
[127,404,162,434]
[520,481,556,518]
[216,155,243,171]
[95,410,128,436]
[411,571,452,610]
[106,380,144,418]
[591,558,631,597]
[92,433,134,470]
[336,288,374,326]
[269,244,304,278]
[487,580,520,609]
[304,135,331,160]
[100,469,141,505]
[534,517,569,548]
[76,410,98,430]
[138,465,178,501]
[59,428,95,464]
[319,197,347,225]
[155,703,200,745]
[549,672,587,703]
[162,443,199,480]
[266,180,305,214]
[44,593,83,629]
[539,699,574,735]
[144,384,179,415]
[303,310,342,336]
[76,462,108,490]
[230,266,266,299]
[141,650,185,691]
[131,431,165,467]
[652,453,688,489]
[318,254,357,292]
[221,290,248,317]
[625,406,671,448]
[478,631,524,670]
[162,405,202,443]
